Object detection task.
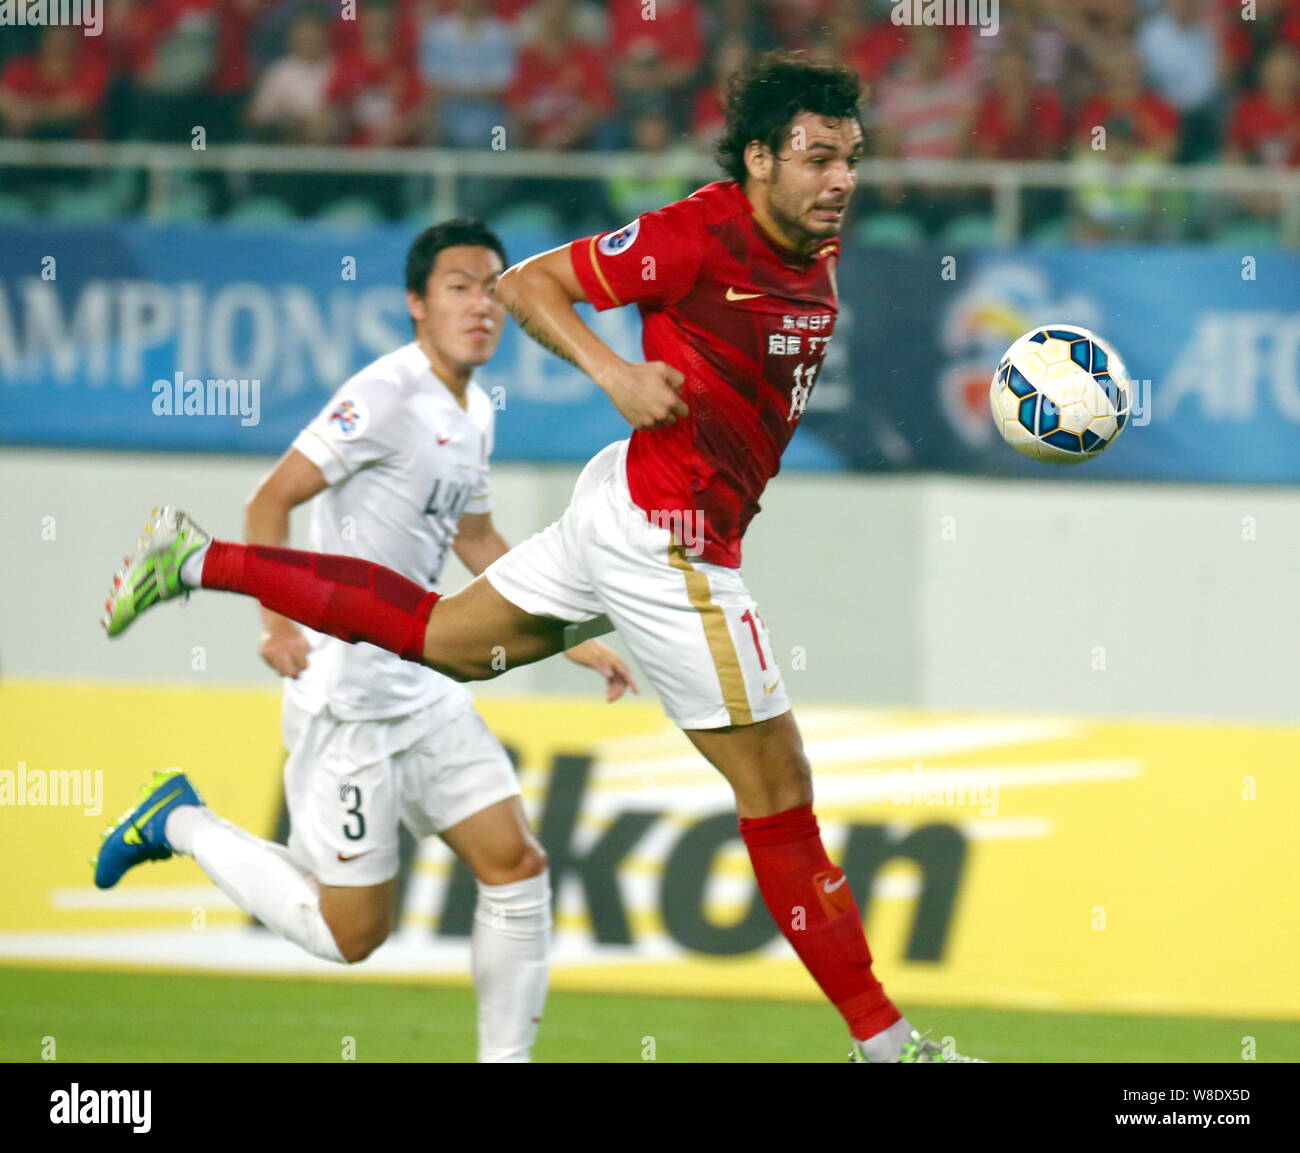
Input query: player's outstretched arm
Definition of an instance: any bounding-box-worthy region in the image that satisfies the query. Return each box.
[246,448,327,678]
[452,511,511,577]
[564,639,639,703]
[495,245,688,430]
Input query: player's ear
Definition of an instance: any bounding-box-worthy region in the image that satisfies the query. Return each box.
[744,140,772,183]
[406,288,426,325]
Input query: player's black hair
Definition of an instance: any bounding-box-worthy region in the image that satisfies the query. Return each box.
[404,218,508,296]
[715,51,864,184]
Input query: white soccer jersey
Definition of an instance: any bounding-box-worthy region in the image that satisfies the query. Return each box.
[285,341,495,721]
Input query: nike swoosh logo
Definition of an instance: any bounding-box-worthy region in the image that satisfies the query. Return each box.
[762,677,782,696]
[725,287,766,301]
[822,874,848,894]
[436,436,451,445]
[337,850,373,862]
[122,788,185,846]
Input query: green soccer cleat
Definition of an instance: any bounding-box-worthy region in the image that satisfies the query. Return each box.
[101,507,209,637]
[93,768,203,889]
[850,1029,987,1063]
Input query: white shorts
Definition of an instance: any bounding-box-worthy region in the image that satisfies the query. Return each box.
[281,694,521,887]
[485,440,790,730]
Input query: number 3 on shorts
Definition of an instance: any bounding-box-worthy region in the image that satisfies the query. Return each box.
[339,783,366,841]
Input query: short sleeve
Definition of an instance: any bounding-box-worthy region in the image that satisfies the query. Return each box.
[292,377,406,485]
[569,198,707,311]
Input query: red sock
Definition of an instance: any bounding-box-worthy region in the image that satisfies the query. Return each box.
[200,541,438,662]
[740,804,901,1040]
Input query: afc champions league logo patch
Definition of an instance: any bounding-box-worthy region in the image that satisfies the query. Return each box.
[597,218,641,256]
[328,397,368,438]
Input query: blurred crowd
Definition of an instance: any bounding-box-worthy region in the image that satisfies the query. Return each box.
[1,0,1298,238]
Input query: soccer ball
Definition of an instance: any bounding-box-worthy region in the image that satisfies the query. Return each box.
[989,325,1133,463]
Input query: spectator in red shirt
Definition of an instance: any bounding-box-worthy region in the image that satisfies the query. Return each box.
[330,0,422,71]
[1075,43,1180,161]
[505,0,613,150]
[105,0,259,141]
[608,0,704,128]
[969,47,1066,161]
[1219,0,1300,87]
[874,25,976,162]
[873,25,981,230]
[327,1,424,148]
[1227,44,1300,167]
[1226,43,1300,219]
[97,0,259,142]
[822,2,909,88]
[0,26,108,140]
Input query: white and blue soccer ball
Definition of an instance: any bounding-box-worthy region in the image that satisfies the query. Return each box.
[989,325,1133,463]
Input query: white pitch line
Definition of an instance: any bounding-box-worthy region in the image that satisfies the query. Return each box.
[959,817,1054,840]
[570,759,1142,813]
[591,709,893,758]
[591,718,1084,780]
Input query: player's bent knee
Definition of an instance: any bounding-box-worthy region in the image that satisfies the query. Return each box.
[330,916,393,964]
[516,842,548,879]
[476,841,548,886]
[320,888,397,964]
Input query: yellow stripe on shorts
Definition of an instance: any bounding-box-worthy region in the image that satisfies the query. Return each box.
[667,542,752,727]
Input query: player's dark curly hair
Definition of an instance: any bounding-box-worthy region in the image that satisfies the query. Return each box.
[715,52,864,184]
[405,218,507,295]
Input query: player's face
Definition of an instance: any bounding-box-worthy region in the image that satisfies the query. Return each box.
[763,113,863,249]
[408,245,506,370]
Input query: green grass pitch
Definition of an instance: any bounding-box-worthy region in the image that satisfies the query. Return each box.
[2,967,1297,1063]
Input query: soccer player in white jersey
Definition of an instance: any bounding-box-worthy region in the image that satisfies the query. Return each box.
[94,220,636,1063]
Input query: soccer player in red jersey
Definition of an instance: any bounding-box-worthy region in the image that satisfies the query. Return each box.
[103,53,982,1063]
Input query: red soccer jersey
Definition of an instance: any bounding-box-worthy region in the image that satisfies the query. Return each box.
[974,89,1066,160]
[1229,91,1300,166]
[608,0,704,69]
[327,52,423,146]
[1075,93,1180,151]
[569,181,840,569]
[505,43,613,144]
[0,50,108,133]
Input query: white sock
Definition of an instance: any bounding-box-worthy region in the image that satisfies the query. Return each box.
[179,541,211,589]
[471,871,552,1063]
[165,804,345,964]
[855,1016,915,1063]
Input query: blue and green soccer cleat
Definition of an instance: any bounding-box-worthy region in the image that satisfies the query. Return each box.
[101,507,209,637]
[851,1029,987,1063]
[93,769,203,889]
